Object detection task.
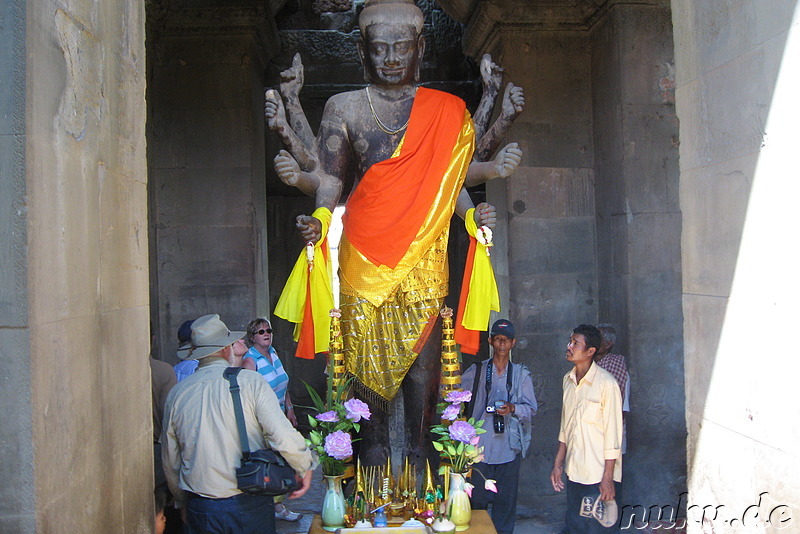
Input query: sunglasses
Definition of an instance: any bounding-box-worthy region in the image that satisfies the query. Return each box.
[254,328,273,335]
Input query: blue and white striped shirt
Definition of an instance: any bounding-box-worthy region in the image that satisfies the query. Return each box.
[244,346,289,412]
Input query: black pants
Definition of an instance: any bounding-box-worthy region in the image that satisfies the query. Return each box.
[469,455,522,534]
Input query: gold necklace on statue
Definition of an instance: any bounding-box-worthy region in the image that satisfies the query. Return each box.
[365,85,413,135]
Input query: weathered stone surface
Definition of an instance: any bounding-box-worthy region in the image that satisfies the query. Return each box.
[509,217,596,275]
[507,167,595,219]
[617,6,676,106]
[679,155,753,297]
[0,134,27,327]
[509,272,598,332]
[627,211,682,275]
[504,31,593,169]
[154,167,254,228]
[621,104,680,213]
[675,37,780,172]
[312,0,352,14]
[0,327,35,530]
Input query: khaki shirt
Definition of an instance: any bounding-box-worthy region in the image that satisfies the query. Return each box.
[558,362,622,484]
[162,358,316,507]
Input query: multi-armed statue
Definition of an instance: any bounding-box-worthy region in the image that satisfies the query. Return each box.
[265,0,526,469]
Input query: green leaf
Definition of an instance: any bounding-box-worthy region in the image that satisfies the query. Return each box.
[432,441,444,452]
[456,442,464,455]
[447,444,457,457]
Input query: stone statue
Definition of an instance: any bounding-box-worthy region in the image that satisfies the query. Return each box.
[265,0,525,468]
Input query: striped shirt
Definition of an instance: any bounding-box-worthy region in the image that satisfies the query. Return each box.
[244,346,289,411]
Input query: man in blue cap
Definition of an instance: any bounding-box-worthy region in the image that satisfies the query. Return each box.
[462,319,537,534]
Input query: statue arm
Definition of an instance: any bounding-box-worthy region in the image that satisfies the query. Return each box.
[265,89,319,172]
[464,142,523,188]
[279,53,317,152]
[455,188,497,230]
[473,82,525,162]
[472,54,503,142]
[293,97,349,243]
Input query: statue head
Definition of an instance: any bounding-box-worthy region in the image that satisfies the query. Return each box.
[358,0,425,85]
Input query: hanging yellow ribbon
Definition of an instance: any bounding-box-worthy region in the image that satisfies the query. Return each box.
[461,207,500,330]
[274,207,334,357]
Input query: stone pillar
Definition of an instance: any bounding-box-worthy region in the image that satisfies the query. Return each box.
[590,3,685,506]
[469,24,599,495]
[1,0,34,530]
[674,0,800,528]
[148,3,279,360]
[3,0,151,531]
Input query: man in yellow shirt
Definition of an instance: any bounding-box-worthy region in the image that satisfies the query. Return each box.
[550,324,623,533]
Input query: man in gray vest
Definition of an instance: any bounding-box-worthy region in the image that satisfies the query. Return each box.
[462,319,537,534]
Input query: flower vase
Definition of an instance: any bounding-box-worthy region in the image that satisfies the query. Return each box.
[446,471,471,531]
[321,474,346,532]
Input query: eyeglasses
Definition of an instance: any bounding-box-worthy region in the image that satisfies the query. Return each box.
[254,328,273,335]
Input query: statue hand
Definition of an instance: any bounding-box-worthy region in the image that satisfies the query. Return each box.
[501,82,525,120]
[480,54,503,94]
[274,150,301,186]
[494,142,522,178]
[474,202,497,230]
[280,53,305,101]
[296,214,322,244]
[265,89,288,133]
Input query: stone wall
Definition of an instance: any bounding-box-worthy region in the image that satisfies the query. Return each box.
[486,27,600,496]
[673,0,800,530]
[8,0,151,531]
[475,2,685,505]
[0,0,35,530]
[147,4,279,361]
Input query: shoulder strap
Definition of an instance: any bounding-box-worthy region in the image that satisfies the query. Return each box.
[465,361,483,419]
[223,367,251,461]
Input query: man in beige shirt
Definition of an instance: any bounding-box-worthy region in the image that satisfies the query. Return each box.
[550,324,623,533]
[162,314,316,533]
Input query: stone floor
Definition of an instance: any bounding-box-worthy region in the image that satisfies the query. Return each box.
[275,474,568,533]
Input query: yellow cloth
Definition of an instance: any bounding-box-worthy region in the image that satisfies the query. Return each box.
[462,208,500,330]
[558,362,623,484]
[338,109,474,402]
[274,207,334,354]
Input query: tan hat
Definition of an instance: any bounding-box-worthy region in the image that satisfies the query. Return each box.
[176,314,245,361]
[580,494,619,528]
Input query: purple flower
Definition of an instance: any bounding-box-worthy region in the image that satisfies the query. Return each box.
[441,403,460,421]
[344,399,371,422]
[324,430,353,460]
[449,420,477,443]
[316,411,339,423]
[445,390,472,404]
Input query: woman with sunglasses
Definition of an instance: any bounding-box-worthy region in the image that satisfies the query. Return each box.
[242,317,302,522]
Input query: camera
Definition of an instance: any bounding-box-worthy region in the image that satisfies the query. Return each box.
[492,400,506,433]
[493,413,505,434]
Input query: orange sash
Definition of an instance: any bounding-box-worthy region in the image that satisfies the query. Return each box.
[342,88,467,269]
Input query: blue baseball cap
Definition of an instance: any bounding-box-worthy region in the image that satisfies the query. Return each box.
[490,319,515,339]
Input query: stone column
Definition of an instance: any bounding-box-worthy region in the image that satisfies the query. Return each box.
[590,3,685,506]
[148,3,280,360]
[463,14,599,495]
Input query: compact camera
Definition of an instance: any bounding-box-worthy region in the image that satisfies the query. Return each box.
[486,400,506,433]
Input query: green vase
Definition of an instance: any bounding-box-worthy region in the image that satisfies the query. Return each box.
[446,471,471,532]
[321,474,346,532]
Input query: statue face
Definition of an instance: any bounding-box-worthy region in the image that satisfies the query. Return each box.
[360,23,424,86]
